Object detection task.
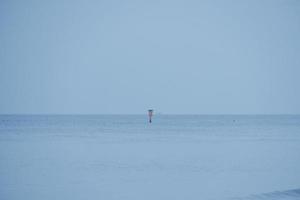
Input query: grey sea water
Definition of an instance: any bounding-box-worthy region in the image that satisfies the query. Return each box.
[0,115,300,200]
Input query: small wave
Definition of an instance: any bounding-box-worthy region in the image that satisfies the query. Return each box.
[232,188,300,200]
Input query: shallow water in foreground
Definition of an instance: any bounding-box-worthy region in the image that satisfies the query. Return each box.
[0,115,300,200]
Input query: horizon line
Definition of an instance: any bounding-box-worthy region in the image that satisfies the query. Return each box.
[0,113,299,116]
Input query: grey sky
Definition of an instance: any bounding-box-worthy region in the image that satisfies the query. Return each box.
[0,0,299,114]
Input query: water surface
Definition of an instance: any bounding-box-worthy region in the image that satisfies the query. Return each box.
[0,115,299,200]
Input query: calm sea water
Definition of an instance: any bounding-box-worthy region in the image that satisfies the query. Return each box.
[1,115,300,140]
[0,115,300,200]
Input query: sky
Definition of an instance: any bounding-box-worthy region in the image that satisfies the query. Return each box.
[0,0,300,114]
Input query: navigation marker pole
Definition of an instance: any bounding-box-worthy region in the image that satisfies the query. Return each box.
[148,109,153,123]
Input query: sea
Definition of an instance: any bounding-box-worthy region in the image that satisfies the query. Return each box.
[0,115,300,200]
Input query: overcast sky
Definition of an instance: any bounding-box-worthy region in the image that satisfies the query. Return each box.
[0,0,299,114]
